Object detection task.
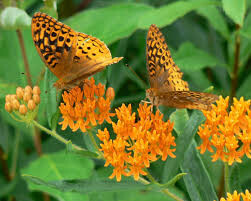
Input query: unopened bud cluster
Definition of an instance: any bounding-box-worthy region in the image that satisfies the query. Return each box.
[5,86,41,115]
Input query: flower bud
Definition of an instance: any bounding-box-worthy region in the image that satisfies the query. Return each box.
[28,100,36,111]
[12,99,20,110]
[16,87,24,99]
[5,102,12,112]
[24,86,32,94]
[11,95,18,101]
[33,94,40,104]
[5,94,12,103]
[95,83,105,97]
[23,92,32,102]
[106,87,115,100]
[19,104,27,115]
[33,86,41,95]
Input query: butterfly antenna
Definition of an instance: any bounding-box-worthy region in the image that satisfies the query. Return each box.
[125,64,147,86]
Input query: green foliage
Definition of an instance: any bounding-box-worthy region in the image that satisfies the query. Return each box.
[222,0,246,26]
[0,0,250,201]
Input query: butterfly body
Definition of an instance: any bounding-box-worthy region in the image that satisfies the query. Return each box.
[31,12,123,90]
[146,24,218,110]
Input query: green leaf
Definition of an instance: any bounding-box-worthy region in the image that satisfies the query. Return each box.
[22,151,94,181]
[181,141,218,201]
[0,7,31,30]
[21,151,94,200]
[161,173,187,188]
[39,0,58,19]
[64,1,218,46]
[240,12,251,38]
[173,42,221,72]
[43,68,61,128]
[0,178,18,197]
[222,0,246,26]
[196,5,230,39]
[64,3,153,45]
[236,74,251,99]
[138,0,219,29]
[169,109,189,135]
[23,175,147,193]
[162,110,205,182]
[229,164,242,192]
[50,108,61,131]
[122,64,148,90]
[239,158,251,184]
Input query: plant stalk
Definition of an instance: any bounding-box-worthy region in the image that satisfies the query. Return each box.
[32,120,84,151]
[224,162,231,194]
[230,25,241,101]
[16,29,32,87]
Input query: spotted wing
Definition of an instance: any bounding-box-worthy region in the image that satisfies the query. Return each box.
[157,91,219,110]
[31,12,123,89]
[31,12,77,79]
[146,24,189,91]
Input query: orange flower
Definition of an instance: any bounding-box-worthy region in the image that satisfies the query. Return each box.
[97,103,175,182]
[59,78,115,132]
[197,96,251,165]
[216,190,251,201]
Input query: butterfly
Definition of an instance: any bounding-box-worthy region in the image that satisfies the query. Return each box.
[31,12,123,90]
[145,24,218,110]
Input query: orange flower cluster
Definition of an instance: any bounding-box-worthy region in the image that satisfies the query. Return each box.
[59,78,115,132]
[216,190,250,201]
[97,103,176,182]
[197,96,251,165]
[5,86,41,115]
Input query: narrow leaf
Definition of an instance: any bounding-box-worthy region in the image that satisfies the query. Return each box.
[181,142,218,201]
[229,164,242,193]
[64,3,153,45]
[240,12,251,38]
[237,74,251,99]
[23,175,147,193]
[170,109,189,135]
[173,42,221,72]
[197,5,230,39]
[222,0,246,26]
[139,0,219,29]
[161,173,187,188]
[162,110,205,182]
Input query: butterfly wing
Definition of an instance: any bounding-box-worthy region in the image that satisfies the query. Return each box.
[146,24,189,91]
[32,12,77,79]
[32,12,123,89]
[157,91,219,110]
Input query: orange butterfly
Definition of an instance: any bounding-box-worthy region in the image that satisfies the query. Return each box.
[145,24,218,110]
[31,12,123,90]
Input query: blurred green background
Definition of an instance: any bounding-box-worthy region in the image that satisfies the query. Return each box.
[0,0,250,201]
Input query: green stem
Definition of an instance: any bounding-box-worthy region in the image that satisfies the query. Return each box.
[162,189,184,201]
[230,25,241,101]
[144,168,157,184]
[32,120,84,151]
[224,162,231,194]
[10,129,20,179]
[16,29,33,87]
[87,130,103,156]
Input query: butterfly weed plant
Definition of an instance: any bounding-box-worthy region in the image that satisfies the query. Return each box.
[0,1,250,201]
